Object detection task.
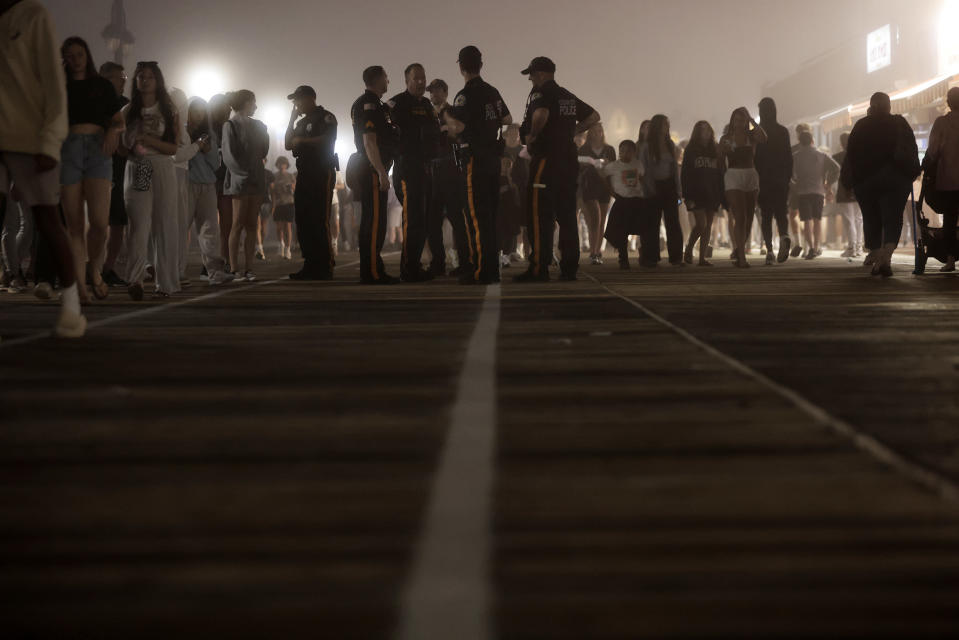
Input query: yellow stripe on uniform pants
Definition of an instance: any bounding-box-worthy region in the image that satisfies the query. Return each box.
[531,159,547,276]
[466,158,482,280]
[326,169,335,271]
[371,172,380,279]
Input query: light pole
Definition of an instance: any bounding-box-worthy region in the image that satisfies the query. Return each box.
[101,0,135,66]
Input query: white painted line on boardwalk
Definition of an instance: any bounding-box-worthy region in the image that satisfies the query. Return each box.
[584,272,959,505]
[396,284,501,640]
[0,255,379,351]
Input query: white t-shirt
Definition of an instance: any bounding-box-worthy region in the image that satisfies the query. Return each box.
[603,158,645,199]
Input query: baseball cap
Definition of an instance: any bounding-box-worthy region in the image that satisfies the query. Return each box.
[426,78,448,93]
[287,85,316,100]
[457,46,482,65]
[521,57,556,75]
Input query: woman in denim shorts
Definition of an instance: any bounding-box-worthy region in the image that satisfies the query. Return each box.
[60,37,125,302]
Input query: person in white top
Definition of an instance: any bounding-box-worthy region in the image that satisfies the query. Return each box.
[925,87,959,272]
[0,0,86,337]
[120,61,182,300]
[602,139,645,269]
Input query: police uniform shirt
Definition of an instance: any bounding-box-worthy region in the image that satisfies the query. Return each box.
[522,79,595,160]
[449,77,510,156]
[388,91,441,162]
[351,90,399,161]
[292,106,337,171]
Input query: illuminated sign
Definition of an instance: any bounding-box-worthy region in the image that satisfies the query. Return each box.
[867,24,891,73]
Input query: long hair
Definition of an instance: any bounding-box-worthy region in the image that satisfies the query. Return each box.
[127,61,176,143]
[60,37,98,81]
[687,121,717,156]
[637,119,651,144]
[727,107,750,140]
[647,114,674,164]
[186,97,210,143]
[208,93,232,141]
[586,123,605,148]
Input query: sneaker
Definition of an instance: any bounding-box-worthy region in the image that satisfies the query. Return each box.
[698,260,714,267]
[499,253,511,268]
[208,270,234,285]
[804,248,816,260]
[509,251,523,262]
[144,265,156,283]
[590,255,602,265]
[863,251,878,266]
[790,244,803,258]
[255,249,266,261]
[34,282,53,300]
[941,261,956,273]
[765,253,775,265]
[840,247,855,258]
[777,237,791,263]
[8,276,26,292]
[243,271,256,282]
[53,309,87,338]
[128,282,144,301]
[683,245,694,265]
[102,269,128,287]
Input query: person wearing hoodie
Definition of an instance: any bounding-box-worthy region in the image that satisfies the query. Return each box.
[0,0,86,337]
[839,92,919,277]
[754,97,794,264]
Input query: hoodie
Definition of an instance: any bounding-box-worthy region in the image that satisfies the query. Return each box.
[0,1,68,159]
[753,98,792,192]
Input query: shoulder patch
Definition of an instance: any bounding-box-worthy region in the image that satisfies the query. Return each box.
[325,113,336,124]
[454,94,467,107]
[364,103,376,111]
[530,92,542,102]
[386,100,396,109]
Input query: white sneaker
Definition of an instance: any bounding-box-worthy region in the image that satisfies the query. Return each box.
[34,282,53,300]
[54,309,87,338]
[208,270,231,286]
[8,276,26,293]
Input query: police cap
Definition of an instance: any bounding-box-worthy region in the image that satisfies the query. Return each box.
[287,85,316,100]
[521,57,556,75]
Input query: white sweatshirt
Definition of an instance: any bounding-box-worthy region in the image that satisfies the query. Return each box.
[0,0,68,159]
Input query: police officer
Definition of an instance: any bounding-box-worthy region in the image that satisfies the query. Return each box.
[443,45,512,285]
[350,66,400,284]
[387,63,440,282]
[285,85,338,280]
[516,57,599,282]
[426,78,471,277]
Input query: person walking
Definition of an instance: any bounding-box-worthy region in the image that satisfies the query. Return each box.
[754,97,794,264]
[839,92,920,277]
[639,114,683,266]
[681,121,724,266]
[578,122,616,264]
[720,107,767,268]
[924,87,959,272]
[602,139,645,268]
[792,130,840,259]
[832,132,863,259]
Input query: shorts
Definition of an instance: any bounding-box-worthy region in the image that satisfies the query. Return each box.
[0,151,60,207]
[724,167,759,193]
[259,202,272,219]
[60,133,112,185]
[274,203,294,222]
[798,193,825,221]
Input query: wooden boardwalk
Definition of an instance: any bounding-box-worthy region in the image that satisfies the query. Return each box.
[1,251,958,638]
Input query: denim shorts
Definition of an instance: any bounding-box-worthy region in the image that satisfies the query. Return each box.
[61,133,112,185]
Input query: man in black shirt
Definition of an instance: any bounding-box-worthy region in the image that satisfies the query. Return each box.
[443,45,512,285]
[388,63,440,282]
[350,66,400,284]
[286,85,338,280]
[754,97,794,264]
[516,57,599,282]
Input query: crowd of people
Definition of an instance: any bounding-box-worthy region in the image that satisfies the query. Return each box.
[1,0,951,341]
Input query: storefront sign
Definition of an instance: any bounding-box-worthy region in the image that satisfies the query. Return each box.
[867,24,891,73]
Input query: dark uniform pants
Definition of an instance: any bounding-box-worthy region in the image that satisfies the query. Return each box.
[428,157,469,271]
[358,167,390,281]
[526,156,579,277]
[393,160,429,277]
[294,166,336,274]
[461,155,500,282]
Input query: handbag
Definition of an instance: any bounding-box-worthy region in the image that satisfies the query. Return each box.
[131,158,153,192]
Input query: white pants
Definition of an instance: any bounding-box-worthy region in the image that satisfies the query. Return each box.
[2,199,33,272]
[124,155,180,293]
[176,167,191,278]
[836,201,863,249]
[187,182,226,273]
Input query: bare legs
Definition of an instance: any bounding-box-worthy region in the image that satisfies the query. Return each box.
[229,195,260,275]
[60,178,111,302]
[685,208,715,265]
[727,189,757,267]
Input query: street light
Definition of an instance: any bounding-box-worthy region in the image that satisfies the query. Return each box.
[101,0,135,65]
[186,66,229,101]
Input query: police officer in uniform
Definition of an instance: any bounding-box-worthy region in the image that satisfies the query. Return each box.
[285,85,338,280]
[350,66,400,284]
[387,63,440,282]
[444,45,512,285]
[426,78,471,277]
[516,57,599,282]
